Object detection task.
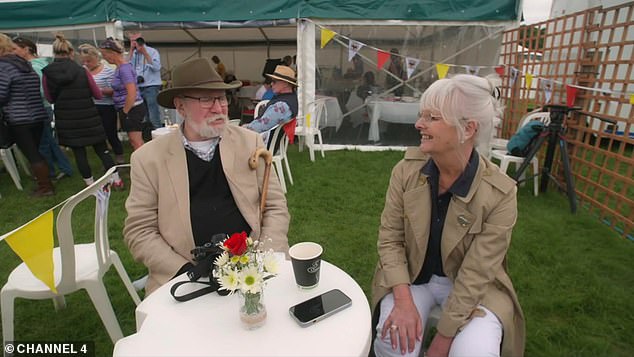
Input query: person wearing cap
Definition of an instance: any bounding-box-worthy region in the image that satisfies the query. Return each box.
[245,65,298,134]
[123,58,290,295]
[99,37,146,151]
[128,32,163,130]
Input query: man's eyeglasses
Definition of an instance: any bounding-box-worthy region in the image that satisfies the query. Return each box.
[181,95,231,107]
[418,112,443,123]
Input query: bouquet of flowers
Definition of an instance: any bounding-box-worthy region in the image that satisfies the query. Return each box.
[212,231,278,319]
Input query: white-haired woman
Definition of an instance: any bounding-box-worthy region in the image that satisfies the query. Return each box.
[371,74,525,357]
[78,43,125,164]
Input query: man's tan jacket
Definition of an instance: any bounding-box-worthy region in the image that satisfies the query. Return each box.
[124,124,290,294]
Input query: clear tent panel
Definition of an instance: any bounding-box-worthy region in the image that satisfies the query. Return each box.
[313,24,506,146]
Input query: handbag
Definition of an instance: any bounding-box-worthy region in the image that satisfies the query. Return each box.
[0,111,15,149]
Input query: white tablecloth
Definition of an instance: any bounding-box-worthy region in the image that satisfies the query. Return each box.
[113,259,371,357]
[315,95,344,130]
[367,99,420,142]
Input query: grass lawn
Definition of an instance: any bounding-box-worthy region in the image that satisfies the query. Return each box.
[1,144,633,356]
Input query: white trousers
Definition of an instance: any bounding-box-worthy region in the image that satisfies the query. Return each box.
[373,275,503,357]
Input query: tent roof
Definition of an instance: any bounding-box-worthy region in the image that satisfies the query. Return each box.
[0,0,520,31]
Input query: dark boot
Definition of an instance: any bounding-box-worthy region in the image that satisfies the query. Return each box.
[31,162,55,197]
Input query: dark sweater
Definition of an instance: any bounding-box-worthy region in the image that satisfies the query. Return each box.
[186,146,251,247]
[43,58,105,147]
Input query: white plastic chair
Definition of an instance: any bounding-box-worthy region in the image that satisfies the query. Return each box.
[1,167,141,345]
[265,123,293,193]
[0,145,24,191]
[489,112,551,196]
[254,99,269,119]
[295,98,326,162]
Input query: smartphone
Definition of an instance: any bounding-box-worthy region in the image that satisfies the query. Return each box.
[289,289,352,326]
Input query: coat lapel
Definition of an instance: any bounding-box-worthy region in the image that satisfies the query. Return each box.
[165,131,194,243]
[440,157,486,267]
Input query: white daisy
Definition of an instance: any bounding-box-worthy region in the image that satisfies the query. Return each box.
[214,251,229,267]
[218,268,240,292]
[239,266,263,294]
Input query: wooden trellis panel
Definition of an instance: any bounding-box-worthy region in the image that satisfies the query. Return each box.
[499,2,634,239]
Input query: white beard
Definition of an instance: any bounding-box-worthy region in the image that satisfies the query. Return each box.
[190,114,228,139]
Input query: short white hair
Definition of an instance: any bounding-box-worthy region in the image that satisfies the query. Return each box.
[419,74,503,154]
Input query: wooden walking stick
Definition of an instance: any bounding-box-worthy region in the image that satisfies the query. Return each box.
[249,147,273,227]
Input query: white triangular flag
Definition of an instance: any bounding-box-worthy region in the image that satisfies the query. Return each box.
[541,79,553,103]
[405,57,420,79]
[510,67,520,85]
[463,65,481,76]
[348,40,364,61]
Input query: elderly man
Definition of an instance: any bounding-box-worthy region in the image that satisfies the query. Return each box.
[245,65,298,134]
[123,58,290,294]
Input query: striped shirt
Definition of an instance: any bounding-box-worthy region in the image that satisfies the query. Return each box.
[92,64,115,106]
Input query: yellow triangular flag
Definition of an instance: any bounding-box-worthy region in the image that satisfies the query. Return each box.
[436,63,450,79]
[320,29,336,49]
[525,73,534,89]
[630,94,634,104]
[4,210,57,293]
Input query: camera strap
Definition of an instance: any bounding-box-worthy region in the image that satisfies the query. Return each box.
[170,279,221,302]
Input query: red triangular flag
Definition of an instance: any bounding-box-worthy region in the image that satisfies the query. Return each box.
[377,50,390,70]
[566,85,578,107]
[283,118,297,144]
[494,65,505,76]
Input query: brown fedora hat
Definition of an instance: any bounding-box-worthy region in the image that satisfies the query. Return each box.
[266,65,297,86]
[157,58,242,108]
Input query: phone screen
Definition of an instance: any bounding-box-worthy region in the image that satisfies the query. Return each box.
[289,289,352,324]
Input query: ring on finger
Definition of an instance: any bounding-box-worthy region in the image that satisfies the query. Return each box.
[390,324,398,331]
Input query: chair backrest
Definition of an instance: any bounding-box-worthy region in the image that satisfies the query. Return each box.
[55,166,121,293]
[265,124,287,156]
[254,100,269,118]
[305,98,328,129]
[518,111,551,130]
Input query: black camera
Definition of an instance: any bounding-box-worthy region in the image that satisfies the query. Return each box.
[135,37,145,46]
[137,75,145,84]
[188,233,229,295]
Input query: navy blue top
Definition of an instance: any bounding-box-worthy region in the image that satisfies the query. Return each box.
[413,149,479,285]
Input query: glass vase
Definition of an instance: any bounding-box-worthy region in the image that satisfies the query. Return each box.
[239,290,267,330]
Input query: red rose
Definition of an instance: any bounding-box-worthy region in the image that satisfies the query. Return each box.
[224,231,248,256]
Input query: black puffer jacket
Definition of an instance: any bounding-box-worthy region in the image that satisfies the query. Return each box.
[0,54,48,126]
[43,58,105,147]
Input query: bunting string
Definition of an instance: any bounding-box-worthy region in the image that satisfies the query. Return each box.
[312,20,634,103]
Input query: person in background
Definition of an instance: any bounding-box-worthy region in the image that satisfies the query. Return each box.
[245,65,297,134]
[255,78,274,101]
[128,32,163,129]
[12,36,74,180]
[282,55,293,67]
[386,48,405,97]
[356,71,377,101]
[370,74,524,357]
[123,58,289,295]
[99,38,146,151]
[78,44,125,165]
[344,55,364,80]
[42,34,123,189]
[211,55,226,80]
[0,34,54,196]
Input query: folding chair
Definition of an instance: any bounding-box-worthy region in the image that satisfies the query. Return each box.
[1,166,141,345]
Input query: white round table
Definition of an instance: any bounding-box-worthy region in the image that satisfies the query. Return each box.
[113,258,372,357]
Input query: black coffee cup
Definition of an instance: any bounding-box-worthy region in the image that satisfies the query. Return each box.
[289,242,323,289]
